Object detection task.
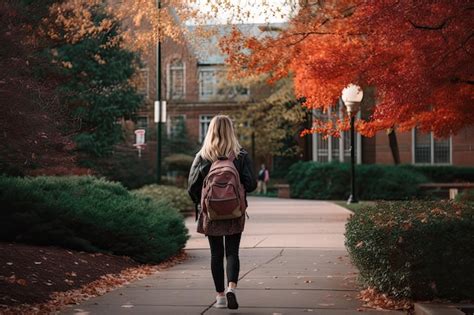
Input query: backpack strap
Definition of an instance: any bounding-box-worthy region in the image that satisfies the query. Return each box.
[228,151,236,161]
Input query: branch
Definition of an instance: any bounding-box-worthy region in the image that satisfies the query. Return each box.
[408,19,448,30]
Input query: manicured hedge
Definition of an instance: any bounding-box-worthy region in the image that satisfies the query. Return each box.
[401,165,474,183]
[456,189,474,203]
[287,162,427,200]
[0,176,189,263]
[345,200,474,300]
[134,184,194,216]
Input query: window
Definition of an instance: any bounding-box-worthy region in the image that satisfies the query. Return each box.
[199,67,249,100]
[199,70,214,98]
[136,68,149,98]
[413,128,451,164]
[199,115,213,143]
[168,59,184,100]
[312,100,361,163]
[168,115,186,138]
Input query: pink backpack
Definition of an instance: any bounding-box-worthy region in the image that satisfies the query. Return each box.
[201,153,246,221]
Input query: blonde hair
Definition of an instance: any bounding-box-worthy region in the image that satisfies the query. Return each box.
[198,115,242,162]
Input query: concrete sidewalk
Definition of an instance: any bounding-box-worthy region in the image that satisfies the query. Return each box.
[62,197,405,314]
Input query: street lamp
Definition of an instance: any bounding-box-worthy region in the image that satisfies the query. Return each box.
[341,84,363,204]
[156,0,162,184]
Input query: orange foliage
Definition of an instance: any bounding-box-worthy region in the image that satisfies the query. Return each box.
[221,0,474,138]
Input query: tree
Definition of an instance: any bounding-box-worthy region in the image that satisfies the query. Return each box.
[230,76,308,162]
[0,1,88,175]
[46,2,143,156]
[221,0,474,139]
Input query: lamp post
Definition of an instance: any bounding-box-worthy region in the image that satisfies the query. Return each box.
[156,0,162,184]
[341,84,363,204]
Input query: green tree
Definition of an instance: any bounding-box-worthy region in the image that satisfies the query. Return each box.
[51,5,142,156]
[232,76,308,162]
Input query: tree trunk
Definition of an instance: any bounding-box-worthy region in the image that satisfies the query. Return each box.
[388,128,401,164]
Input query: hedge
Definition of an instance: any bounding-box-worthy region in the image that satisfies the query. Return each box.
[287,162,428,200]
[134,185,194,216]
[345,200,474,300]
[400,165,474,183]
[0,176,189,263]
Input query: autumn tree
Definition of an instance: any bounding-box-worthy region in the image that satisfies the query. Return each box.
[221,0,474,140]
[229,76,308,162]
[42,1,144,156]
[0,1,88,176]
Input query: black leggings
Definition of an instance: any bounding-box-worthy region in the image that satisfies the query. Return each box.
[208,233,242,293]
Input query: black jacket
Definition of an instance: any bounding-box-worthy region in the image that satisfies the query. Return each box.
[188,149,257,205]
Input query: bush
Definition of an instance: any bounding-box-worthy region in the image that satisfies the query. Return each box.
[80,145,156,189]
[164,154,194,175]
[455,189,474,203]
[287,162,427,200]
[345,200,474,300]
[0,176,189,263]
[400,165,474,183]
[134,185,194,215]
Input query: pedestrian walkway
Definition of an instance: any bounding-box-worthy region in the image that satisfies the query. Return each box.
[62,197,404,314]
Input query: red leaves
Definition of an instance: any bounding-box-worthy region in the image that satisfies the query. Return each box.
[358,287,413,311]
[222,0,474,138]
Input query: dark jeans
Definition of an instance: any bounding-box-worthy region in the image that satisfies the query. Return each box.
[208,233,242,293]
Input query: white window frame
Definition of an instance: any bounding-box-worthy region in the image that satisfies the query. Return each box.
[166,59,185,100]
[199,115,214,143]
[412,129,452,165]
[311,106,362,164]
[199,68,216,100]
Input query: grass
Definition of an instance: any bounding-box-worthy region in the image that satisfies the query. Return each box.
[333,200,376,213]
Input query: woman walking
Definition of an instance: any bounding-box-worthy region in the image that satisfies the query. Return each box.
[188,115,257,309]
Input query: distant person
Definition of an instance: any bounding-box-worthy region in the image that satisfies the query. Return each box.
[257,164,270,194]
[188,115,257,310]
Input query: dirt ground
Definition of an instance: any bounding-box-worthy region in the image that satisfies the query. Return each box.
[0,242,140,307]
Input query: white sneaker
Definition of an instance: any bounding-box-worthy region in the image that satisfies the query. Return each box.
[214,295,227,309]
[226,288,239,310]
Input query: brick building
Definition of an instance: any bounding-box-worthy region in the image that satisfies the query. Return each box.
[127,22,474,172]
[126,23,285,168]
[311,96,474,166]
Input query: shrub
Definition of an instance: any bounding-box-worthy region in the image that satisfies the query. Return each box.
[345,200,474,300]
[401,165,474,183]
[0,176,189,263]
[164,154,194,175]
[134,185,194,215]
[80,145,156,189]
[455,189,474,203]
[287,162,427,200]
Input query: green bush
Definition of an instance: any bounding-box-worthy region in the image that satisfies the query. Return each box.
[401,165,474,183]
[455,189,474,203]
[0,176,189,263]
[134,185,194,215]
[80,145,156,189]
[164,154,194,175]
[287,162,427,200]
[345,200,474,300]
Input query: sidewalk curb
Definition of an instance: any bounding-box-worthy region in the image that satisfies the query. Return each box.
[414,303,468,315]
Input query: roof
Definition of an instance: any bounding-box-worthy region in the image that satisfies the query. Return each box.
[185,23,287,65]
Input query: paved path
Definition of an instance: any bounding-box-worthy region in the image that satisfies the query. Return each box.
[63,197,404,315]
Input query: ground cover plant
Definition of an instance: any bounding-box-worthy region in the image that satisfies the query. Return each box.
[134,184,194,216]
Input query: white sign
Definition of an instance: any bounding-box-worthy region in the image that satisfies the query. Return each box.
[134,129,146,146]
[154,100,167,123]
